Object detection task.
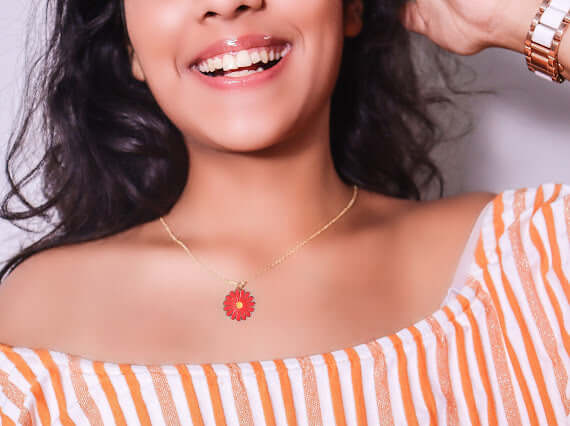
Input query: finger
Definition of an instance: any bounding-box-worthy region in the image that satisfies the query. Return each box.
[400,1,427,35]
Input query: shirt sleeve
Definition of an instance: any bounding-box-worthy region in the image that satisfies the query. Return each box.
[470,182,570,423]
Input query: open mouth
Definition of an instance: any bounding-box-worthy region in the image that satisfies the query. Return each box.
[192,44,292,78]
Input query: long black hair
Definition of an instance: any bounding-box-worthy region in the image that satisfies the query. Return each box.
[0,0,467,280]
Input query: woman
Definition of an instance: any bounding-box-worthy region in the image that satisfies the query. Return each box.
[0,0,567,423]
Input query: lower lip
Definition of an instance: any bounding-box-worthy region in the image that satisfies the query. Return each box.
[190,47,292,90]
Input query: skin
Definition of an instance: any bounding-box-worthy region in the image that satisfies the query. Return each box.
[0,0,567,365]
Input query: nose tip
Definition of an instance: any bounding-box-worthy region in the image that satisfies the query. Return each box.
[202,0,264,20]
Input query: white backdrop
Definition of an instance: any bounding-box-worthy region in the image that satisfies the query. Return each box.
[0,2,32,266]
[1,1,569,266]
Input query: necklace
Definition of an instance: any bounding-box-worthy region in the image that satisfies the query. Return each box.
[159,184,359,321]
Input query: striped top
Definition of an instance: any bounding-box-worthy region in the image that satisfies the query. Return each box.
[0,183,569,425]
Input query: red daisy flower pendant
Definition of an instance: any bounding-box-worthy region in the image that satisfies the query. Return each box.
[223,285,255,321]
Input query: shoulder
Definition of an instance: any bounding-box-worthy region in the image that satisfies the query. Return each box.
[415,189,497,230]
[358,186,497,228]
[0,227,160,348]
[358,186,499,256]
[403,189,498,282]
[0,245,85,348]
[354,187,497,292]
[405,183,569,274]
[396,189,497,256]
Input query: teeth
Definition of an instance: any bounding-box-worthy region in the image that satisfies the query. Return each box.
[222,54,238,71]
[260,49,269,64]
[207,58,215,72]
[226,68,265,77]
[236,50,252,68]
[196,44,291,74]
[213,56,223,71]
[250,50,261,64]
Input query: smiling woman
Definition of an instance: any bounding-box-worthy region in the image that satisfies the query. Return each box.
[0,0,450,280]
[0,0,568,424]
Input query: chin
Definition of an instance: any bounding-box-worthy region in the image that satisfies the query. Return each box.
[206,130,290,154]
[188,114,297,153]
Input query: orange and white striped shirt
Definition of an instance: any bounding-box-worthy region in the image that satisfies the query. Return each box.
[0,183,568,425]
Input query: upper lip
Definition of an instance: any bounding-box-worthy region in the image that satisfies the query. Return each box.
[190,34,291,66]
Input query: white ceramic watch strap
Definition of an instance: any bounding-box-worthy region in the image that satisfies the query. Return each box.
[532,0,570,45]
[528,0,570,81]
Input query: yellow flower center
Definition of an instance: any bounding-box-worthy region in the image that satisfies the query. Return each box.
[236,301,243,309]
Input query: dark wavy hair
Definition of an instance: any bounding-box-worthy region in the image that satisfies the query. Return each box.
[0,0,467,280]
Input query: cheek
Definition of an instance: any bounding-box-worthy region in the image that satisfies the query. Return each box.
[295,0,345,65]
[287,1,346,108]
[124,0,188,92]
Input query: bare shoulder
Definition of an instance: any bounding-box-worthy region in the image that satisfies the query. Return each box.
[352,187,497,264]
[416,190,497,233]
[0,245,78,347]
[398,189,497,283]
[360,189,497,302]
[346,188,498,327]
[359,187,497,235]
[0,230,156,349]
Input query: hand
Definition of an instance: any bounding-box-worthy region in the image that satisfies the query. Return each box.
[400,0,543,55]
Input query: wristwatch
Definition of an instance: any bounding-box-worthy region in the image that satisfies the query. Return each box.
[525,0,570,83]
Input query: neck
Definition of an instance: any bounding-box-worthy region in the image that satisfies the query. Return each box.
[163,117,355,246]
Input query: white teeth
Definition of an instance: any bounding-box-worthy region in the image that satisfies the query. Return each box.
[213,57,223,71]
[250,50,261,64]
[226,68,264,77]
[207,58,215,72]
[197,44,291,74]
[222,54,238,71]
[260,49,269,64]
[236,50,252,68]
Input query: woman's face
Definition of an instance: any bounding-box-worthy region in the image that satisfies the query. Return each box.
[124,0,362,152]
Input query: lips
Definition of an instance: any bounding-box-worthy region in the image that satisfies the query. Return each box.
[187,34,293,89]
[189,34,291,68]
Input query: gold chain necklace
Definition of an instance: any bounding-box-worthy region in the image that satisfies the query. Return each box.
[159,184,359,321]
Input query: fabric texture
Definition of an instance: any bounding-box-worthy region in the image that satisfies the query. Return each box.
[0,183,568,425]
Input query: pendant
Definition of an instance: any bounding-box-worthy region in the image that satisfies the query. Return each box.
[223,282,255,321]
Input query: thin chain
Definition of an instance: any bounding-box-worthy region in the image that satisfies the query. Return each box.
[159,185,359,289]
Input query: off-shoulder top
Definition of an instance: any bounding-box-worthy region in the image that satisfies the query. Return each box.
[0,183,568,425]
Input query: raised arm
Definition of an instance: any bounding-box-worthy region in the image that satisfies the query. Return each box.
[401,0,570,80]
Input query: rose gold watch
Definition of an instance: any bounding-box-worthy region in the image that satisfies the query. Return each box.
[525,0,570,83]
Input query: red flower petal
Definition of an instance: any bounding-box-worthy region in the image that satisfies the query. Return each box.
[223,289,255,321]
